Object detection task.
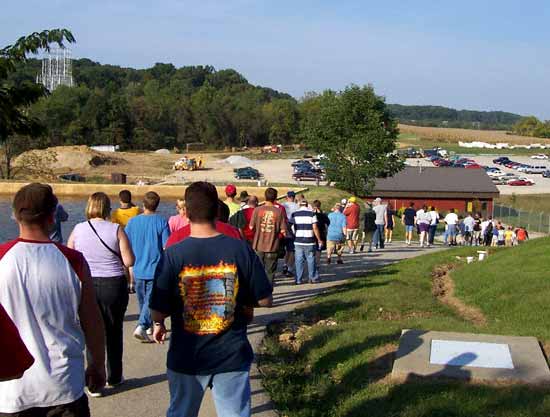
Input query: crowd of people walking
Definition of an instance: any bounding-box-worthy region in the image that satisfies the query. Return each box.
[0,182,529,417]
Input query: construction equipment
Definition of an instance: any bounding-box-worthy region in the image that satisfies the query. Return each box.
[173,156,199,171]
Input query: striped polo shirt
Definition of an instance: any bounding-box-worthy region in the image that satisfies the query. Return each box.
[291,208,318,246]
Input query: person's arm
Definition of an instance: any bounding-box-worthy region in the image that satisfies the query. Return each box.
[313,223,322,244]
[117,227,135,269]
[0,304,34,381]
[67,229,76,249]
[384,210,388,226]
[401,214,405,225]
[58,205,69,222]
[161,221,170,249]
[249,209,257,230]
[150,252,177,344]
[78,260,106,392]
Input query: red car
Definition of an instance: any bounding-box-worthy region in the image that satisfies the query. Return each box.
[464,163,482,169]
[508,179,534,186]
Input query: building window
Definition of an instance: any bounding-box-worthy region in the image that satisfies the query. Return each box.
[481,202,488,211]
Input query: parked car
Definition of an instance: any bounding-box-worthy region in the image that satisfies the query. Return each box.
[291,159,314,168]
[234,167,261,180]
[508,179,534,186]
[531,154,548,160]
[59,173,85,182]
[493,157,511,164]
[293,170,326,181]
[433,158,451,167]
[464,163,482,169]
[524,166,547,174]
[543,170,550,178]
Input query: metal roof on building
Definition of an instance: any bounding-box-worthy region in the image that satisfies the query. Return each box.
[370,167,500,198]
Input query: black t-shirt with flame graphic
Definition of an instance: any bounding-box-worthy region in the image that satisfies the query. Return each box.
[150,234,272,374]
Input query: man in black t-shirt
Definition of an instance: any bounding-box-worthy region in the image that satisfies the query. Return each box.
[150,181,273,417]
[401,202,417,246]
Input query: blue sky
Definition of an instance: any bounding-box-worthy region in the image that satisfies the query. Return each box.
[2,0,549,118]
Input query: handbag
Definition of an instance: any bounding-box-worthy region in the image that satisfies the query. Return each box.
[87,221,122,261]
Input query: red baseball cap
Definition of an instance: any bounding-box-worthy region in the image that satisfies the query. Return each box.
[225,184,237,196]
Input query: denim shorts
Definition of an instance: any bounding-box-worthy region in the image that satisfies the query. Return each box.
[405,225,414,233]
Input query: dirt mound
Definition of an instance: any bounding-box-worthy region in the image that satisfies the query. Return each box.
[15,146,126,172]
[432,264,487,327]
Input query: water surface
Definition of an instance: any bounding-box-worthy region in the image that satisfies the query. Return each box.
[0,196,179,242]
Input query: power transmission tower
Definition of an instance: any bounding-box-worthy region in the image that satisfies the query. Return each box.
[36,47,74,91]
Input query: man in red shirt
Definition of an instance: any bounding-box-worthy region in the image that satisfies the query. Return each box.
[241,195,258,244]
[166,200,242,248]
[343,196,360,254]
[0,303,34,381]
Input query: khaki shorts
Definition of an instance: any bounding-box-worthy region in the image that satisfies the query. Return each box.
[346,229,359,241]
[327,240,345,256]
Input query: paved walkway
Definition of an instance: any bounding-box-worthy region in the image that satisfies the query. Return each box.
[90,243,439,417]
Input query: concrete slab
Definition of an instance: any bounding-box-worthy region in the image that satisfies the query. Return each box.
[392,329,550,384]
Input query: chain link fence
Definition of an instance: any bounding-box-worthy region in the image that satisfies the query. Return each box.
[493,204,550,234]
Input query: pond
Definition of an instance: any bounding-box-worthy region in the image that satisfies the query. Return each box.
[0,196,180,242]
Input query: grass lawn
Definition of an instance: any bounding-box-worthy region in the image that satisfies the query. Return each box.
[259,238,550,417]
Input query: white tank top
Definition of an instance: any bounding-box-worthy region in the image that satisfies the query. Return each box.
[0,239,86,413]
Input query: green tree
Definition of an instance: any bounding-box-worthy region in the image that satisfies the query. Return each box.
[0,29,75,144]
[302,85,403,196]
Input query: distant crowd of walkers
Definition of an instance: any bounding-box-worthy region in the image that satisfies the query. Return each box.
[0,182,528,417]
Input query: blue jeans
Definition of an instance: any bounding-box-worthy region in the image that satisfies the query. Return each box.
[167,368,251,417]
[135,279,153,329]
[294,245,318,283]
[428,225,437,245]
[373,224,385,248]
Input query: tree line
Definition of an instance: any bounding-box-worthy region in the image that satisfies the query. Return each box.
[387,104,523,130]
[8,58,302,151]
[510,116,550,138]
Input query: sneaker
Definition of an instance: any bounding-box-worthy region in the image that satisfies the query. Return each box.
[388,239,392,243]
[106,377,125,389]
[327,258,331,264]
[146,327,153,336]
[337,259,343,264]
[359,245,364,252]
[282,265,288,275]
[85,387,104,398]
[133,326,152,343]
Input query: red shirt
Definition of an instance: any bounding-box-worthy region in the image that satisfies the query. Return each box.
[343,203,360,229]
[0,303,34,380]
[166,221,242,248]
[241,207,256,243]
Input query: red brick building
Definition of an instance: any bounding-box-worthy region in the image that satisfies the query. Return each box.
[367,167,500,216]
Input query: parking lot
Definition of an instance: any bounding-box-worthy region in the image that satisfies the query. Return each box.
[411,155,550,195]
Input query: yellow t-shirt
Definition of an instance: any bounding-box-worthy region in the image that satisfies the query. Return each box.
[226,201,241,217]
[504,230,514,240]
[112,206,140,227]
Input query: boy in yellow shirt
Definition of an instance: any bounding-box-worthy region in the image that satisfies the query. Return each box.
[112,190,141,226]
[504,226,514,247]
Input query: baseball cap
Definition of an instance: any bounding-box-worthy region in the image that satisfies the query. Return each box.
[349,196,357,203]
[373,197,382,203]
[287,191,296,198]
[225,184,237,196]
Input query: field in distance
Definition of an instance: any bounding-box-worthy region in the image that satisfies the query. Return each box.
[399,124,550,145]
